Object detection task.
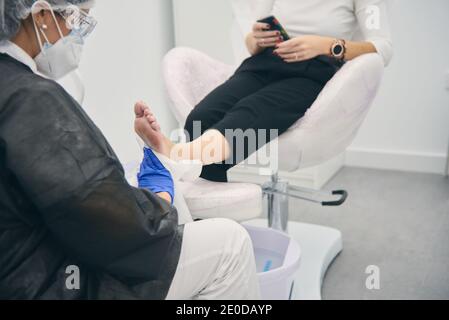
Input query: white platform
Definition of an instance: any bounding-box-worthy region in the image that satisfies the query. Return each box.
[245,219,343,300]
[229,153,345,190]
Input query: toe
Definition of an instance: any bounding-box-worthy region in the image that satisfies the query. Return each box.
[134,101,146,117]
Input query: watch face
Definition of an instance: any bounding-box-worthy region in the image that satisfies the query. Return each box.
[333,44,343,56]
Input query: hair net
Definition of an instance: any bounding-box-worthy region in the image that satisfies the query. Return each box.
[0,0,95,41]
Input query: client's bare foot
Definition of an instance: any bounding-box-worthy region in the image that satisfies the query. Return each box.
[134,101,174,157]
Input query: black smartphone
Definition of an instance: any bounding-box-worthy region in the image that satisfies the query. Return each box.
[257,15,290,41]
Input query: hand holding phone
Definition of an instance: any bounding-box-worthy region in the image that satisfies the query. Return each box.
[257,16,290,41]
[248,16,289,54]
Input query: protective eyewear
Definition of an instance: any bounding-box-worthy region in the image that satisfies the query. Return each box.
[58,5,97,38]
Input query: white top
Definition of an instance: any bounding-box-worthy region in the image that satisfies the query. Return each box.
[0,40,38,73]
[249,0,393,66]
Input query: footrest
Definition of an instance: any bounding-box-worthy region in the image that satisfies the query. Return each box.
[180,178,263,221]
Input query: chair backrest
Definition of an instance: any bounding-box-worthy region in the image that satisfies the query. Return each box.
[163,48,235,125]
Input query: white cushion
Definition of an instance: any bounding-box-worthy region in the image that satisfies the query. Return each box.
[124,159,262,222]
[179,178,262,222]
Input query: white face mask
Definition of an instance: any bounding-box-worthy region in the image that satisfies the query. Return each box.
[34,31,84,80]
[32,6,84,80]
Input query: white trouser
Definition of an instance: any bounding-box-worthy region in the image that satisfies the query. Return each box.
[126,144,260,299]
[166,218,261,300]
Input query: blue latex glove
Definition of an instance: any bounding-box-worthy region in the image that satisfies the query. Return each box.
[138,147,174,204]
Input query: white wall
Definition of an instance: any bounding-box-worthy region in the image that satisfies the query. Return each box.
[172,0,449,175]
[79,0,177,164]
[346,0,449,174]
[173,0,236,65]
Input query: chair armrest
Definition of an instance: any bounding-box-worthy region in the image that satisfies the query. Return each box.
[277,53,385,171]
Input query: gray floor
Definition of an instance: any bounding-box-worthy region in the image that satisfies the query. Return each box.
[288,167,449,300]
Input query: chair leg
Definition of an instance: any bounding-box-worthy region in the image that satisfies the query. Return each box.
[445,137,449,178]
[263,172,348,232]
[265,173,290,232]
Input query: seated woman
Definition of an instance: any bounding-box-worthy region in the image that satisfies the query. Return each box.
[136,0,393,182]
[0,0,259,300]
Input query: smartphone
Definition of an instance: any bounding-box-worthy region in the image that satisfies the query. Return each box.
[257,15,290,41]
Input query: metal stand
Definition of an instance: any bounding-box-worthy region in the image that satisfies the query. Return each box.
[262,174,348,232]
[445,138,449,178]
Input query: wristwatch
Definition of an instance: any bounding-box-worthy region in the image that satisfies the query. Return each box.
[331,39,346,60]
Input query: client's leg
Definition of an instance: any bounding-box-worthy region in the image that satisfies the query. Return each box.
[134,77,322,178]
[183,72,268,141]
[134,72,267,167]
[165,218,260,300]
[183,72,268,181]
[202,77,324,179]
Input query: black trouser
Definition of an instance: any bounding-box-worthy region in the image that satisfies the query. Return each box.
[184,48,341,182]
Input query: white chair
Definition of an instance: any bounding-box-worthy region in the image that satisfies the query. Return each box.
[163,48,384,299]
[163,47,383,299]
[162,5,385,299]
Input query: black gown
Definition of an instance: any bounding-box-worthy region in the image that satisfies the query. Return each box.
[0,53,183,300]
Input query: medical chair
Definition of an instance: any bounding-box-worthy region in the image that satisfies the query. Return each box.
[162,6,384,300]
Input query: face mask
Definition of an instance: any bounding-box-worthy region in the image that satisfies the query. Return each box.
[34,31,84,80]
[32,6,85,80]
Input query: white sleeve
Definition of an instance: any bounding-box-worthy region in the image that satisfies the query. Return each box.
[231,0,275,34]
[355,0,394,66]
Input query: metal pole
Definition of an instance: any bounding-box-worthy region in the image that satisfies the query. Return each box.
[266,172,289,232]
[445,138,449,178]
